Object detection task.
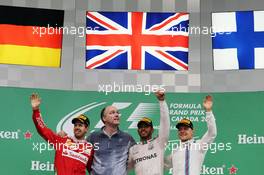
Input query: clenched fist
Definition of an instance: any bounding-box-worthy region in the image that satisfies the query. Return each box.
[30,93,41,110]
[155,90,165,101]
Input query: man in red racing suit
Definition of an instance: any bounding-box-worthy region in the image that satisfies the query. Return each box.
[31,93,94,175]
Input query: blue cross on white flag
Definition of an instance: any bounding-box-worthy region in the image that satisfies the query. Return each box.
[212,11,264,70]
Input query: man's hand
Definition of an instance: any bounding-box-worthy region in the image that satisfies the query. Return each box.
[57,131,68,138]
[30,93,41,110]
[203,95,213,112]
[155,90,165,101]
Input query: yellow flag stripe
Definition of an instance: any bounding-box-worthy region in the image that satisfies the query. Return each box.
[0,44,61,67]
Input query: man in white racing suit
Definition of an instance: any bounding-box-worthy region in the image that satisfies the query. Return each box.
[128,90,170,175]
[165,95,217,175]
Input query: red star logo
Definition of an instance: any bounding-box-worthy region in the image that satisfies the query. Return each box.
[229,165,238,174]
[24,131,33,139]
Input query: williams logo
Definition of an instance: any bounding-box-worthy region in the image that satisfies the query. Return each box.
[56,102,158,137]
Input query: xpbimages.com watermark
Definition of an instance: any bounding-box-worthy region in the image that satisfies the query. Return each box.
[170,24,232,37]
[32,25,100,38]
[98,82,165,95]
[164,140,232,154]
[32,141,100,154]
[32,24,231,38]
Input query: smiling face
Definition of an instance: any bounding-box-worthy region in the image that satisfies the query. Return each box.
[177,125,193,142]
[102,106,120,127]
[137,123,154,141]
[73,121,88,139]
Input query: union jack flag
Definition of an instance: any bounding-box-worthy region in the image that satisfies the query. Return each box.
[86,12,189,70]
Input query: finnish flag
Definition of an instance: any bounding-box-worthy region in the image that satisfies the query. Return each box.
[212,11,264,70]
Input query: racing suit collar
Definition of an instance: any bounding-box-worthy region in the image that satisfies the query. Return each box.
[69,136,87,143]
[180,138,194,145]
[140,136,157,145]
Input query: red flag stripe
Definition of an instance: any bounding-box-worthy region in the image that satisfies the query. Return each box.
[86,50,124,69]
[156,50,188,70]
[0,24,62,48]
[150,13,188,31]
[87,12,118,30]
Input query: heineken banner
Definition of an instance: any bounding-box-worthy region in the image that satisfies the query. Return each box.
[0,87,263,175]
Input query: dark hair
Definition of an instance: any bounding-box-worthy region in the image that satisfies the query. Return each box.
[100,107,106,123]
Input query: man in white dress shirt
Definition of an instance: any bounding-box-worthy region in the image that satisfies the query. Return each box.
[166,95,217,175]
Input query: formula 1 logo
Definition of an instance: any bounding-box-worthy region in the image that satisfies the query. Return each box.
[56,102,106,137]
[56,102,158,137]
[126,103,159,129]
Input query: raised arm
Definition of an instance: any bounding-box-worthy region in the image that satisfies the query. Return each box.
[200,95,217,150]
[156,90,170,148]
[31,93,60,144]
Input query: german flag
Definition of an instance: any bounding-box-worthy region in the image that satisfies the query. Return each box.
[0,6,64,67]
